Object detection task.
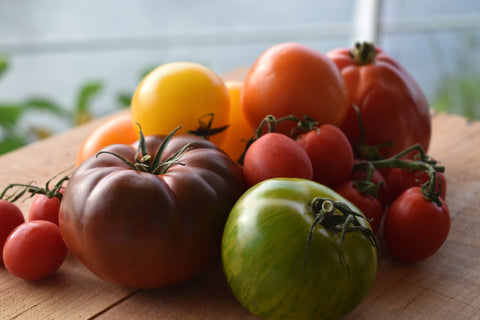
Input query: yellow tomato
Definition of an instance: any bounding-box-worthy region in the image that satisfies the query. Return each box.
[131,62,230,145]
[218,81,255,162]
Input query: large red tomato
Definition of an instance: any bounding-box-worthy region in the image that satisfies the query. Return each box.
[59,133,245,288]
[327,42,431,158]
[242,42,350,134]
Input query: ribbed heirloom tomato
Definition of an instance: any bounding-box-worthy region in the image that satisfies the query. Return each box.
[222,178,378,320]
[242,42,350,134]
[131,62,230,145]
[59,130,245,288]
[327,42,431,158]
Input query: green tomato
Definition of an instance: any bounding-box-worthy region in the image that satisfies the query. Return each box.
[222,178,378,320]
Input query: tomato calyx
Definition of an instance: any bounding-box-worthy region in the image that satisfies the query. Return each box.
[238,114,318,164]
[355,144,445,206]
[302,197,379,272]
[97,125,195,175]
[187,113,230,140]
[349,42,377,66]
[0,170,69,203]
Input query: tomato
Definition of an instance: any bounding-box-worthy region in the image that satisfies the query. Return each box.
[131,62,230,145]
[0,200,25,264]
[3,220,67,280]
[222,178,378,320]
[242,42,350,134]
[335,180,384,234]
[296,124,354,188]
[351,161,389,206]
[59,132,245,288]
[387,167,447,203]
[327,42,431,158]
[217,81,254,162]
[76,111,139,166]
[383,187,450,262]
[28,191,64,226]
[242,133,313,187]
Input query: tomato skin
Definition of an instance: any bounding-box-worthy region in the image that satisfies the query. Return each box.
[0,200,25,264]
[217,81,255,162]
[76,111,139,166]
[242,133,313,187]
[242,42,350,134]
[131,62,230,145]
[335,181,384,234]
[28,191,64,226]
[222,178,378,320]
[383,187,450,263]
[3,220,67,280]
[60,134,245,288]
[387,168,447,203]
[327,45,431,157]
[351,161,389,206]
[296,124,354,188]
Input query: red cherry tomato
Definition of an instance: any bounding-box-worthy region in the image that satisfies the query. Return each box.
[383,187,450,263]
[296,124,353,188]
[3,220,68,280]
[335,180,384,234]
[28,191,64,226]
[387,168,447,203]
[242,133,313,187]
[351,161,389,206]
[0,200,25,264]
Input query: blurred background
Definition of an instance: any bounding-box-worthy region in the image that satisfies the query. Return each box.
[0,0,479,154]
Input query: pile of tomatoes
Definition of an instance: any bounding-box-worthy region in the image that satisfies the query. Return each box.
[0,41,451,320]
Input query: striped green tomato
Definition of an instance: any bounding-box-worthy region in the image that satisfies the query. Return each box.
[222,178,378,320]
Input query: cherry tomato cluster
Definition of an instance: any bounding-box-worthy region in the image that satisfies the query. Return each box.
[0,177,68,280]
[236,41,450,264]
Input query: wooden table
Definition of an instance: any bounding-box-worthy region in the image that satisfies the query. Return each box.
[1,111,479,319]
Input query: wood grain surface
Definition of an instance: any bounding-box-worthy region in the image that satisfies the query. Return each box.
[1,111,479,320]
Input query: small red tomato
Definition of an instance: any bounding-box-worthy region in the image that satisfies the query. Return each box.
[3,220,68,280]
[243,133,313,187]
[383,187,450,263]
[28,191,64,226]
[351,161,389,206]
[387,168,447,203]
[296,124,354,188]
[0,200,25,264]
[335,180,384,233]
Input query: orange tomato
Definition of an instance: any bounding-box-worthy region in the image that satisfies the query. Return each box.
[241,42,350,135]
[218,81,255,162]
[75,111,139,166]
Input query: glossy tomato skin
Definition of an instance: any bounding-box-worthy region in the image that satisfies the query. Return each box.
[222,178,378,320]
[242,133,313,187]
[335,180,384,234]
[28,191,64,226]
[218,81,255,162]
[327,45,431,157]
[387,168,447,203]
[3,220,67,280]
[131,62,230,145]
[0,200,25,264]
[59,134,244,289]
[242,42,350,134]
[383,187,450,263]
[296,124,354,188]
[76,111,139,166]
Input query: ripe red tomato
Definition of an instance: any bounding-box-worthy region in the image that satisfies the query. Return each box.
[383,187,450,262]
[28,191,64,226]
[0,200,25,264]
[242,133,313,187]
[60,133,245,288]
[335,180,384,234]
[3,220,67,280]
[351,161,389,206]
[296,124,353,188]
[387,168,447,203]
[76,111,139,166]
[242,42,350,134]
[327,43,431,158]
